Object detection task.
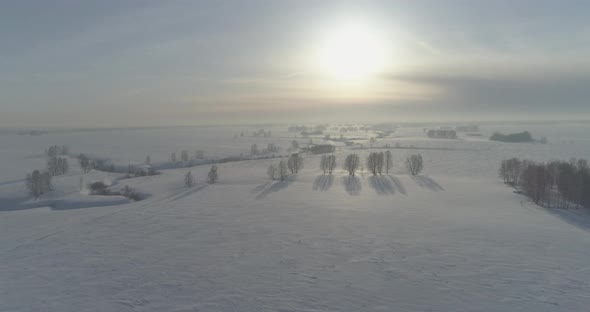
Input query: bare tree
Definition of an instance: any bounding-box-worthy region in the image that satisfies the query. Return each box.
[207,165,218,184]
[267,163,278,180]
[344,154,360,176]
[145,155,151,165]
[47,156,68,176]
[406,154,423,176]
[251,144,258,156]
[181,150,190,163]
[184,171,194,188]
[326,155,336,174]
[287,153,304,174]
[366,152,384,175]
[194,150,205,159]
[78,154,92,173]
[25,170,52,199]
[170,152,177,164]
[291,140,299,150]
[385,150,393,174]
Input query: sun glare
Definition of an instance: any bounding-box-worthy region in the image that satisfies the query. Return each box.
[315,21,390,80]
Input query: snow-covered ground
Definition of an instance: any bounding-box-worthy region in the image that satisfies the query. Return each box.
[1,123,590,311]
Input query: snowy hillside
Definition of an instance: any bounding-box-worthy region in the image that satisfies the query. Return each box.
[1,124,590,311]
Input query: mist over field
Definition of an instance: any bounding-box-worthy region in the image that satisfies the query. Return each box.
[2,1,590,311]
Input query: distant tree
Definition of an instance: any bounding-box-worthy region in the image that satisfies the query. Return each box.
[384,150,393,174]
[184,171,194,188]
[170,152,177,164]
[145,155,151,165]
[278,160,289,181]
[47,156,68,176]
[287,153,304,174]
[194,150,205,159]
[78,154,91,173]
[369,137,376,146]
[267,163,278,180]
[291,140,300,150]
[181,150,190,163]
[61,145,69,155]
[46,156,58,176]
[406,154,424,176]
[366,152,384,175]
[251,144,258,156]
[207,165,218,184]
[321,154,336,174]
[25,170,52,199]
[499,158,522,185]
[344,154,360,176]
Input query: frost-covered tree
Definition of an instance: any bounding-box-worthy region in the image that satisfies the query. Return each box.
[344,154,360,176]
[267,163,278,180]
[78,154,92,173]
[184,171,194,188]
[406,154,424,176]
[25,170,52,199]
[207,165,218,184]
[367,152,384,175]
[47,156,68,176]
[194,150,205,159]
[320,155,336,174]
[278,160,289,181]
[287,153,304,174]
[181,150,190,163]
[385,150,393,174]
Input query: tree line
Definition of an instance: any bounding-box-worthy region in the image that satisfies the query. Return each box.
[500,157,590,209]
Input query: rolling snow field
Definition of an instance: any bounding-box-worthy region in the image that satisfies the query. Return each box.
[1,123,590,311]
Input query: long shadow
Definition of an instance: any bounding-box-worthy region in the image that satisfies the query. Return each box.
[412,175,444,191]
[250,181,271,194]
[168,185,208,202]
[540,205,590,233]
[0,196,130,212]
[255,176,295,200]
[369,175,395,195]
[388,175,407,195]
[313,174,334,192]
[341,175,362,196]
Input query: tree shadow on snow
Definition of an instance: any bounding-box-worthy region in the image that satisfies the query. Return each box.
[534,204,590,233]
[0,196,130,212]
[387,175,407,195]
[313,174,334,192]
[368,175,396,195]
[255,176,295,200]
[412,175,444,191]
[342,175,362,196]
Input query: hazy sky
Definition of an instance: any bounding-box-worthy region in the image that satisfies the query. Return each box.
[2,0,590,127]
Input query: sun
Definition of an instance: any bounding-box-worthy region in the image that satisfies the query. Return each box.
[315,21,390,80]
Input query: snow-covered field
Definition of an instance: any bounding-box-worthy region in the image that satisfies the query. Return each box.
[1,123,590,311]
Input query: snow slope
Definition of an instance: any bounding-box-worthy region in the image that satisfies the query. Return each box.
[1,124,590,311]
